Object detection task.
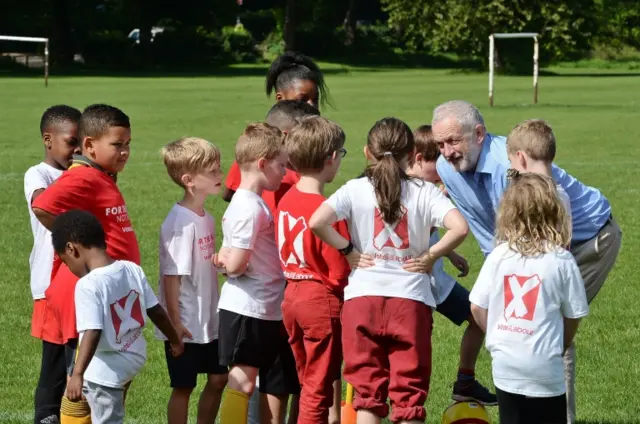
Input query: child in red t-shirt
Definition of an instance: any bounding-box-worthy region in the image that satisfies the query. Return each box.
[33,104,141,372]
[275,116,356,424]
[222,100,320,214]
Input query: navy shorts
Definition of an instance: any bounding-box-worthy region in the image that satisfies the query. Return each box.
[164,340,228,389]
[435,282,471,326]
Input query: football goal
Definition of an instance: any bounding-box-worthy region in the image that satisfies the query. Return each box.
[0,35,50,87]
[488,33,539,107]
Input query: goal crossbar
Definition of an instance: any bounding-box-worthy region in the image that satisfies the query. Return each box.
[488,32,539,106]
[0,35,50,87]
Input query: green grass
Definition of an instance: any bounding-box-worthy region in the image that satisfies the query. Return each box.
[0,65,639,423]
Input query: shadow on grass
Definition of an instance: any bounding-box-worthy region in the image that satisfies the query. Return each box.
[0,63,354,79]
[539,70,640,78]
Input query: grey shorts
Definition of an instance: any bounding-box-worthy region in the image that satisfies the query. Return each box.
[435,282,471,326]
[82,381,125,424]
[570,216,622,303]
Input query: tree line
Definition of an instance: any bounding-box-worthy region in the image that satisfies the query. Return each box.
[0,0,638,71]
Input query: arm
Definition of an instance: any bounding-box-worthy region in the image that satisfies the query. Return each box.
[30,188,45,205]
[33,207,57,231]
[563,317,581,353]
[162,275,193,340]
[222,187,235,202]
[418,209,469,270]
[65,330,101,401]
[147,304,184,356]
[310,204,372,269]
[222,247,251,276]
[470,304,488,333]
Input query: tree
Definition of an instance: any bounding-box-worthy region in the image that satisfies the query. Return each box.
[283,0,296,51]
[380,0,599,68]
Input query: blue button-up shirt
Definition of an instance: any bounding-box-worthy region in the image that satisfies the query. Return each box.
[436,134,611,255]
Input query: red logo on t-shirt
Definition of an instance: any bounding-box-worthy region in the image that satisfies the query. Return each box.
[372,207,409,251]
[504,274,542,322]
[278,212,307,266]
[110,290,144,343]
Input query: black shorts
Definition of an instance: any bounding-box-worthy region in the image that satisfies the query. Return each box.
[435,282,471,326]
[218,309,300,395]
[496,387,566,424]
[164,340,228,389]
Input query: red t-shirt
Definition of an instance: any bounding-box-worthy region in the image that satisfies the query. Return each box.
[225,161,300,214]
[33,166,141,343]
[275,187,351,293]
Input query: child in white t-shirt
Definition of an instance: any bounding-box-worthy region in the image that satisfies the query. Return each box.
[469,173,589,424]
[309,118,470,423]
[505,119,579,421]
[157,137,228,424]
[214,123,298,424]
[51,210,184,424]
[407,124,498,405]
[25,105,81,424]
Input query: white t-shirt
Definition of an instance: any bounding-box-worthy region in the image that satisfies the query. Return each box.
[156,204,219,343]
[430,231,457,305]
[325,177,456,307]
[469,243,589,397]
[217,189,285,321]
[75,261,159,389]
[24,162,63,299]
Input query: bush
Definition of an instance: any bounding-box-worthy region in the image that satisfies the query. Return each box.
[81,30,135,68]
[221,25,259,63]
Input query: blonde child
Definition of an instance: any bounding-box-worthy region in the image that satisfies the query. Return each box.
[407,125,496,405]
[157,138,228,424]
[506,119,571,218]
[469,174,589,424]
[309,117,469,424]
[215,123,298,424]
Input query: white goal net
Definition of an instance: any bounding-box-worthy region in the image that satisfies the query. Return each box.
[488,32,539,106]
[0,35,50,87]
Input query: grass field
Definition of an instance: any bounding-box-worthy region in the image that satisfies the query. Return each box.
[0,64,639,423]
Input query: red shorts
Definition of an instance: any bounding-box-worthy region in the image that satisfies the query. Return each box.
[44,264,80,344]
[31,298,64,344]
[342,296,433,422]
[281,282,342,424]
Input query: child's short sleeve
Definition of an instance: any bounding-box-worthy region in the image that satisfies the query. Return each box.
[225,162,241,191]
[138,268,159,309]
[324,184,352,221]
[229,207,262,250]
[33,172,91,215]
[75,280,103,332]
[24,167,49,205]
[160,221,195,276]
[426,183,457,229]
[561,256,589,319]
[469,252,497,309]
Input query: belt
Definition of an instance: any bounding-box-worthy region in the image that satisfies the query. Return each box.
[569,213,613,250]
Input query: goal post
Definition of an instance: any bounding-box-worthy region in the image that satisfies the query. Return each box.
[488,32,539,107]
[0,35,50,87]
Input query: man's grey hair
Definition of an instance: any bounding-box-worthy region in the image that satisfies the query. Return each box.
[432,100,485,134]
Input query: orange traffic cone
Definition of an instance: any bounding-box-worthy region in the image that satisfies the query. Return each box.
[341,383,357,424]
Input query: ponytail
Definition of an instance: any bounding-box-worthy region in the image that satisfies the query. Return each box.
[364,118,415,224]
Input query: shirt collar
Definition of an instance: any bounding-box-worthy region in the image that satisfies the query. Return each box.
[69,154,117,182]
[473,134,497,180]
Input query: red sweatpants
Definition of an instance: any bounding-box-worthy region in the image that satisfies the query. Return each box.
[342,296,433,423]
[281,281,343,424]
